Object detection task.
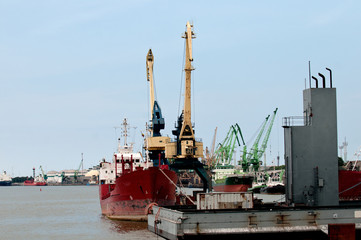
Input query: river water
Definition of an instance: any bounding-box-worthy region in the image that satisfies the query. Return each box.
[0,186,162,240]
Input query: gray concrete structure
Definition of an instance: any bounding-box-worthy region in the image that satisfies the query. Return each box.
[283,88,339,206]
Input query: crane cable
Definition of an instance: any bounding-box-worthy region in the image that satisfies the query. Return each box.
[177,40,186,117]
[158,167,195,205]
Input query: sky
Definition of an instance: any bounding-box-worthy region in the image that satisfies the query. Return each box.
[1,1,361,177]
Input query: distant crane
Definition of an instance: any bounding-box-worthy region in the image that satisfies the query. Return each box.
[205,127,218,168]
[242,108,278,172]
[242,115,270,172]
[214,124,245,167]
[74,153,84,183]
[253,108,278,171]
[39,165,48,180]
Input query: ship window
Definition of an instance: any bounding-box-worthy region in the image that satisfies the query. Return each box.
[111,170,113,173]
[100,180,105,184]
[105,171,107,173]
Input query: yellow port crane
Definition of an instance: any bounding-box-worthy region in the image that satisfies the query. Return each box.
[144,49,170,165]
[165,22,211,192]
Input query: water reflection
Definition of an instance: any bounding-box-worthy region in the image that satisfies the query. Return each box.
[102,216,148,234]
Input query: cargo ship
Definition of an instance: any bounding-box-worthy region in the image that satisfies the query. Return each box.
[24,167,47,186]
[99,118,177,221]
[0,171,12,186]
[213,174,254,192]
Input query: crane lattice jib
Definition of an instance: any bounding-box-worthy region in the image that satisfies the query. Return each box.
[74,158,83,180]
[214,126,232,164]
[227,126,241,164]
[214,128,232,165]
[245,115,270,172]
[234,123,245,145]
[257,108,278,160]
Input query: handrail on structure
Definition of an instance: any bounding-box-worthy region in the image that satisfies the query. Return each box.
[282,116,312,127]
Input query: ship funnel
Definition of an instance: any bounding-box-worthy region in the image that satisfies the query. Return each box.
[312,76,318,88]
[318,73,326,88]
[326,67,332,88]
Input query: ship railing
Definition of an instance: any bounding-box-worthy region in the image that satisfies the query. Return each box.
[169,138,203,142]
[282,116,312,127]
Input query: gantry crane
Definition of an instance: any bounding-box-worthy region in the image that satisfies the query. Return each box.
[165,22,210,192]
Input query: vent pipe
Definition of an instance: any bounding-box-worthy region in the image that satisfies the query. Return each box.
[318,73,326,88]
[326,68,332,88]
[312,76,318,88]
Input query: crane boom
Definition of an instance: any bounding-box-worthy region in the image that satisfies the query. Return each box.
[242,115,270,172]
[39,165,47,180]
[179,21,195,142]
[258,108,278,160]
[214,124,245,167]
[210,127,218,154]
[146,49,155,116]
[146,49,165,137]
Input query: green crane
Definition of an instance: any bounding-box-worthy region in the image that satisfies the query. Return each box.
[214,124,245,167]
[39,165,47,180]
[255,108,278,165]
[242,115,270,172]
[74,153,84,183]
[244,108,278,172]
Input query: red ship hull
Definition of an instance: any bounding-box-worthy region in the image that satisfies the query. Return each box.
[99,167,177,221]
[24,180,47,186]
[339,170,361,201]
[213,184,251,192]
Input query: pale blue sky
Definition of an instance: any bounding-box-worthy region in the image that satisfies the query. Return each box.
[1,1,360,176]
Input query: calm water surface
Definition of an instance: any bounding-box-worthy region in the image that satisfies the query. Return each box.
[0,186,163,240]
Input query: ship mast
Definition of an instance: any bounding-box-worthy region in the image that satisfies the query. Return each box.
[122,118,128,146]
